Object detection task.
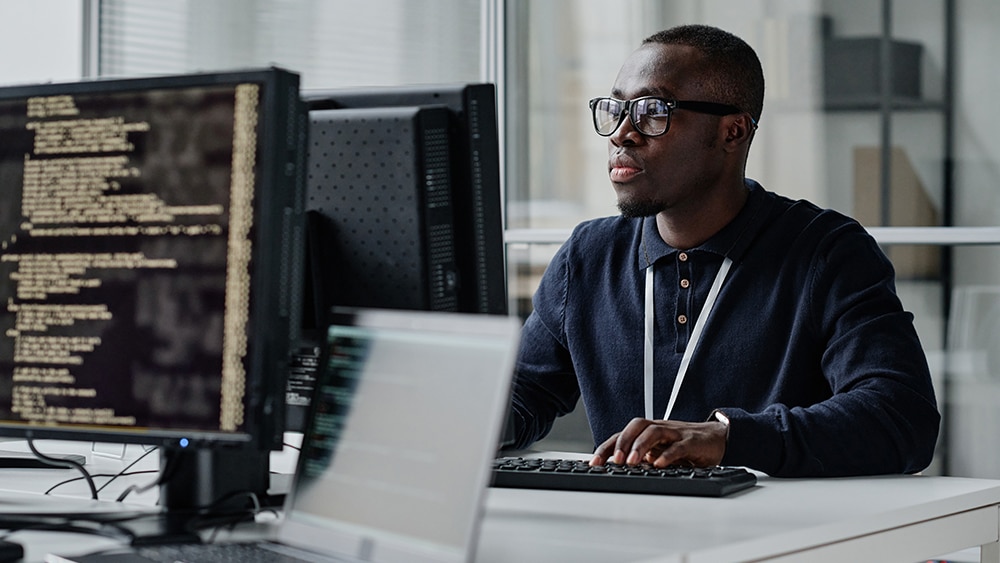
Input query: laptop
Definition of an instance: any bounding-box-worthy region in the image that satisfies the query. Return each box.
[47,308,522,563]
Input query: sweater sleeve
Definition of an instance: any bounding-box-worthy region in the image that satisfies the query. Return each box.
[507,242,582,449]
[721,220,940,477]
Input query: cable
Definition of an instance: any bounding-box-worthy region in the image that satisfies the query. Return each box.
[27,440,98,500]
[95,445,159,495]
[41,444,157,495]
[44,470,158,496]
[116,446,180,503]
[194,490,286,543]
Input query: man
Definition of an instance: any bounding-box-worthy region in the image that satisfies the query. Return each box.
[507,24,940,477]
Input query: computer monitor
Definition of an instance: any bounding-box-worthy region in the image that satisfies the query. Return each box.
[0,68,307,537]
[301,83,507,317]
[282,84,508,432]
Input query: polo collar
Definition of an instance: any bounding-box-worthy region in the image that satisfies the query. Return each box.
[637,179,771,270]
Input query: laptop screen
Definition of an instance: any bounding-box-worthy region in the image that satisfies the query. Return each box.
[280,309,520,563]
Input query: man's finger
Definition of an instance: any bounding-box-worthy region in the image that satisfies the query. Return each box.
[613,417,653,464]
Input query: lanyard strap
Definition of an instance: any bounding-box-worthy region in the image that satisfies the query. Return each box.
[643,256,732,420]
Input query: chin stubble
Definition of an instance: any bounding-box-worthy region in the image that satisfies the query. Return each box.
[617,198,663,219]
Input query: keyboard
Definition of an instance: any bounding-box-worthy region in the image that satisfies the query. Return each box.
[491,457,757,497]
[133,542,309,563]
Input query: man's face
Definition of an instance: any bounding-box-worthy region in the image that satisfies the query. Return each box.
[605,43,726,218]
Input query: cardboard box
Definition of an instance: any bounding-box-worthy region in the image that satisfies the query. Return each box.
[853,146,940,279]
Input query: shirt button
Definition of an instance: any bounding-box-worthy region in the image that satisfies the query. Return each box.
[678,315,688,325]
[678,252,688,262]
[680,279,690,289]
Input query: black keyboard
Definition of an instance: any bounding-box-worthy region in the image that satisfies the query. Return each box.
[491,457,757,497]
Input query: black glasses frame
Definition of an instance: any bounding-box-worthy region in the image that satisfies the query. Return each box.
[588,96,748,137]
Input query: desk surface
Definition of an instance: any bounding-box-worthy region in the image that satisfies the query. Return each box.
[0,443,997,563]
[477,471,1000,562]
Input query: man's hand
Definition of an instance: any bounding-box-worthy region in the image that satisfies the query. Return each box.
[589,418,728,468]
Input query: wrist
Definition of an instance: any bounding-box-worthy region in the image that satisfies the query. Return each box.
[710,409,730,441]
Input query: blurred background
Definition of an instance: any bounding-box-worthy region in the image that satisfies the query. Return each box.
[4,0,999,477]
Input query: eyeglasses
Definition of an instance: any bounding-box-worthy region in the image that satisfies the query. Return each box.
[588,96,750,137]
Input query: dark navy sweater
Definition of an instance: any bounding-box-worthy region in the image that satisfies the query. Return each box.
[509,181,940,477]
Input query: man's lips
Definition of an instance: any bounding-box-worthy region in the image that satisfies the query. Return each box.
[610,165,642,182]
[609,154,643,182]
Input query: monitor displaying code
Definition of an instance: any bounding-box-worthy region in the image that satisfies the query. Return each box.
[0,80,265,439]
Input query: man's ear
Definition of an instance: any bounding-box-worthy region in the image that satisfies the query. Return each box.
[721,114,756,152]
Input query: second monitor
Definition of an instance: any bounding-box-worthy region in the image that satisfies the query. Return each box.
[302,83,507,320]
[306,104,460,315]
[286,84,508,432]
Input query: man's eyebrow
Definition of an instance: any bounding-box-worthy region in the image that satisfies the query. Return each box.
[609,87,675,100]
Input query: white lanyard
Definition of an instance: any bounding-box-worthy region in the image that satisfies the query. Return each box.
[644,256,732,420]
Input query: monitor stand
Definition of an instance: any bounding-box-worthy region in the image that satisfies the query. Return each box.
[0,444,289,545]
[119,446,282,545]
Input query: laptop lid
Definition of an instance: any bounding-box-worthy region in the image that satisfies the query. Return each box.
[277,308,520,563]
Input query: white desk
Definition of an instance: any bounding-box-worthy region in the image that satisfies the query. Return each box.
[1,443,999,563]
[476,471,1000,563]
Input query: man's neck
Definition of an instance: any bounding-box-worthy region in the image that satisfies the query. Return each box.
[655,182,750,250]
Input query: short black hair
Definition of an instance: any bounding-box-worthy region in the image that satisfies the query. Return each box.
[643,25,764,123]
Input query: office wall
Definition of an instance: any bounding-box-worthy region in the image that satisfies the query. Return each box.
[0,0,82,85]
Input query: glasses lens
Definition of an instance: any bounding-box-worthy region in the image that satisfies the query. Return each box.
[632,98,671,136]
[591,98,623,136]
